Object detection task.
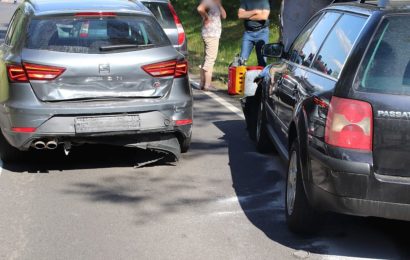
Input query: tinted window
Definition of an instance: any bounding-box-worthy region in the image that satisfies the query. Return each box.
[25,15,170,54]
[289,15,321,63]
[357,16,410,95]
[312,14,366,78]
[295,12,341,67]
[9,11,25,47]
[143,2,176,29]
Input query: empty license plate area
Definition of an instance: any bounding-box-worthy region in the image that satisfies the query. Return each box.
[75,115,141,133]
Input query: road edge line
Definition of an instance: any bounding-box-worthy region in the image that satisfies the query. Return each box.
[191,81,245,119]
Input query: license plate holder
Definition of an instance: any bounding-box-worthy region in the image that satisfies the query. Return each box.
[75,115,141,133]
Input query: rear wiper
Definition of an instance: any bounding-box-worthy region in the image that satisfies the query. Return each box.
[99,44,154,52]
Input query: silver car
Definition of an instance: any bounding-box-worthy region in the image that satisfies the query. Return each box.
[0,0,193,163]
[141,0,188,56]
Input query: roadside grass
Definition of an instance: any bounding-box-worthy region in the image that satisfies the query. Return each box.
[172,0,280,85]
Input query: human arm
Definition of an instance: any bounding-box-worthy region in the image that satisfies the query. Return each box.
[248,9,270,21]
[238,8,259,19]
[197,2,210,24]
[219,3,227,20]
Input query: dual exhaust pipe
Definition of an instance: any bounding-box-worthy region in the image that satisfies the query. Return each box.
[32,140,58,150]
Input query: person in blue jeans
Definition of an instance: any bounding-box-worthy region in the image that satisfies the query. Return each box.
[238,0,271,67]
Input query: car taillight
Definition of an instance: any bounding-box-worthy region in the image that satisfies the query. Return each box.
[175,119,193,126]
[168,2,185,45]
[11,127,37,133]
[175,60,188,78]
[7,64,28,82]
[325,97,373,151]
[23,63,66,81]
[142,60,187,78]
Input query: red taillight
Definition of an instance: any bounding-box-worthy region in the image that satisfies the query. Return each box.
[325,97,373,151]
[168,2,185,45]
[142,60,187,78]
[175,60,188,78]
[74,12,117,17]
[23,63,66,81]
[11,127,36,133]
[175,119,193,126]
[7,65,28,83]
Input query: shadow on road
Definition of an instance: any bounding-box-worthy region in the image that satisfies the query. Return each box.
[214,119,410,259]
[2,145,173,173]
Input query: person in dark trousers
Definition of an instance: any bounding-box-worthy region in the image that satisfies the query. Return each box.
[238,0,271,67]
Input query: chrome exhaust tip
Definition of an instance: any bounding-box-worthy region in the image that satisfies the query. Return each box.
[33,141,46,150]
[46,140,58,150]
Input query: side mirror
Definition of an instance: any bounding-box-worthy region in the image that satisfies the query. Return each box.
[262,43,284,58]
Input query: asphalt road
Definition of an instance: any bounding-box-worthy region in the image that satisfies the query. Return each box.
[0,2,410,260]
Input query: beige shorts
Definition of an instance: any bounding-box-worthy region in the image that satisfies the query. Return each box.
[201,37,220,72]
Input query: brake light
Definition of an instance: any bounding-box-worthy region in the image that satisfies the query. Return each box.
[7,64,28,82]
[142,60,187,78]
[23,63,66,81]
[168,2,185,45]
[75,12,117,17]
[325,97,373,151]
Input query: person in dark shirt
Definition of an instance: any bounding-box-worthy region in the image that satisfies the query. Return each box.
[238,0,271,66]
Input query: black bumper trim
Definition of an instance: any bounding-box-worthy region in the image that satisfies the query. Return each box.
[309,147,371,175]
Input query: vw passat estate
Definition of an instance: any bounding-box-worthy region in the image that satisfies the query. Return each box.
[243,0,410,233]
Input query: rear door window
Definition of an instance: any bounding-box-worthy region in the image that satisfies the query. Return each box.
[290,12,341,67]
[357,16,410,95]
[25,14,170,54]
[311,14,366,78]
[4,9,22,46]
[142,2,176,29]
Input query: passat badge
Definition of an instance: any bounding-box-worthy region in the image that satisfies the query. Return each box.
[378,110,410,119]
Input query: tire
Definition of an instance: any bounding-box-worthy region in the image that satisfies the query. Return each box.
[244,96,258,141]
[180,134,192,153]
[285,140,320,234]
[0,132,26,163]
[255,100,274,153]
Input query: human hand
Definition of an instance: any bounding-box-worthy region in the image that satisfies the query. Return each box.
[253,10,262,16]
[204,17,211,27]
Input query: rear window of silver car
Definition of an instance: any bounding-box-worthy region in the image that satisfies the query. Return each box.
[357,15,410,95]
[142,2,176,29]
[25,14,170,54]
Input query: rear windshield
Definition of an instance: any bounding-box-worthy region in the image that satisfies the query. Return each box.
[25,14,170,54]
[142,2,176,29]
[356,16,410,95]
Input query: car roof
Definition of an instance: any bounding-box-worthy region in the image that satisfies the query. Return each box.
[24,0,149,16]
[327,1,410,16]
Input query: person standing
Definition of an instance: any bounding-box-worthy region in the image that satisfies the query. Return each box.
[197,0,227,91]
[238,0,271,67]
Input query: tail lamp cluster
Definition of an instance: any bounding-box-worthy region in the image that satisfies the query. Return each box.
[142,60,188,78]
[167,2,186,46]
[325,97,373,151]
[7,59,188,83]
[7,63,65,83]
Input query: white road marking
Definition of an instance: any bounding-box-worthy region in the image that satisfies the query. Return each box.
[0,159,3,176]
[191,81,245,119]
[202,91,245,119]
